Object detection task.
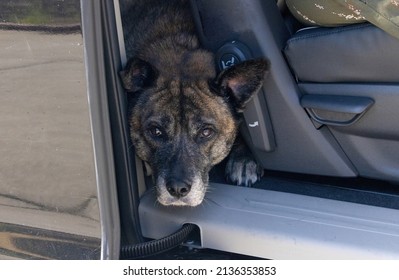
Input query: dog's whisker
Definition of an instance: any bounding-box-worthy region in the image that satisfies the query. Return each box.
[205,185,215,194]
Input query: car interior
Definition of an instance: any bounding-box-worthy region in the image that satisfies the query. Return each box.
[85,0,399,259]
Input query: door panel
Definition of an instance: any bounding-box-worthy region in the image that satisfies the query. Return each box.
[0,0,101,259]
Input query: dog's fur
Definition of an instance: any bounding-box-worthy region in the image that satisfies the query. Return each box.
[120,0,270,206]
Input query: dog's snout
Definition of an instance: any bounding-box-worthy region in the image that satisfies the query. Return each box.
[166,179,191,198]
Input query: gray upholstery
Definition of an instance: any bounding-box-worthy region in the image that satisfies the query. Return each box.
[284,23,399,83]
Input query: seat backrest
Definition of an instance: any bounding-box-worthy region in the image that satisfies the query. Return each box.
[284,23,399,83]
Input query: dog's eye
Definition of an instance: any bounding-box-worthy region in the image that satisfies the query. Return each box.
[200,127,214,139]
[149,126,163,138]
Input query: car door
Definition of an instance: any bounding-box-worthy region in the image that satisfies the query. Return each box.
[0,0,104,259]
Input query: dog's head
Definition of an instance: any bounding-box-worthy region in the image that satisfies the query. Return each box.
[120,52,269,206]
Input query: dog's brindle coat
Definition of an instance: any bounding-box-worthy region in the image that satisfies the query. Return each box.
[120,0,270,206]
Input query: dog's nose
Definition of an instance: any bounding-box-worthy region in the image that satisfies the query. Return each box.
[166,179,191,198]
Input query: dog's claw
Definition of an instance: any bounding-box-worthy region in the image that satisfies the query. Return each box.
[225,154,264,187]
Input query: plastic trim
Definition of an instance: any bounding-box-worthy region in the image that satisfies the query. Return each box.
[301,94,374,126]
[81,0,121,260]
[139,183,399,259]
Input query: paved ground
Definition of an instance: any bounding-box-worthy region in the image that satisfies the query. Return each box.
[0,30,100,239]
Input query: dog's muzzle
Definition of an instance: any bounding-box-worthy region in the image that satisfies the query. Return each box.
[156,174,206,207]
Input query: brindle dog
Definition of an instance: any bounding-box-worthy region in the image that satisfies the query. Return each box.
[120,0,270,206]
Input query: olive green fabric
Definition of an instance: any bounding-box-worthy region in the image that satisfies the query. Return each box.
[286,0,399,39]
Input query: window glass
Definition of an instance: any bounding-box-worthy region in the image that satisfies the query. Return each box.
[0,0,101,259]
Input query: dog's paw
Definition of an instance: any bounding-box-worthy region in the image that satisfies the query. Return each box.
[225,154,264,187]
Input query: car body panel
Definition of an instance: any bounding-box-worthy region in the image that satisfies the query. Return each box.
[0,0,101,259]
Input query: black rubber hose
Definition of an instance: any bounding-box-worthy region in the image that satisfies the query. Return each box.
[120,223,197,259]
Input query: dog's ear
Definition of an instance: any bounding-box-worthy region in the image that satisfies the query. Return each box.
[215,58,270,112]
[120,58,158,93]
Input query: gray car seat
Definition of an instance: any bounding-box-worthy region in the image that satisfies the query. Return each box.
[283,9,399,182]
